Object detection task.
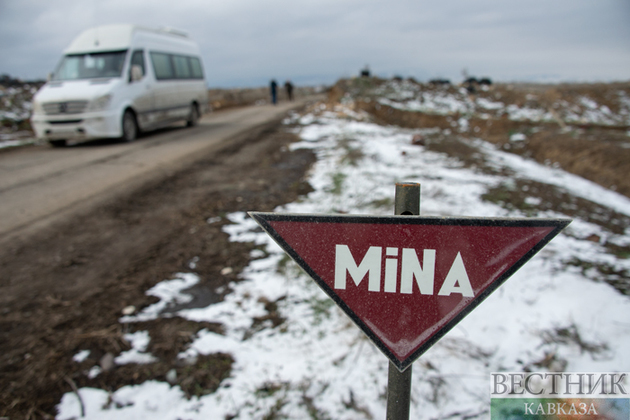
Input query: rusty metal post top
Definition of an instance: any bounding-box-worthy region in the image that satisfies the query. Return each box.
[394,182,420,216]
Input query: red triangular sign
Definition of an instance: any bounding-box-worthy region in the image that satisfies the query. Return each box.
[249,212,570,371]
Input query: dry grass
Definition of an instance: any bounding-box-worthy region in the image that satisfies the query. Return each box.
[356,99,454,130]
[523,129,630,197]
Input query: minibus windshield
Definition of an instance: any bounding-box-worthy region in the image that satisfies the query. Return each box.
[52,50,128,81]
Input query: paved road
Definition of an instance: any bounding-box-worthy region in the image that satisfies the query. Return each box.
[0,100,311,246]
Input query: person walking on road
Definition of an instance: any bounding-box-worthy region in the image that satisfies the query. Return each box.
[270,79,278,105]
[284,80,294,101]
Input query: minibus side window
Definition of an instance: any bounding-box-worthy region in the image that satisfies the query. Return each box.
[189,57,204,80]
[150,52,174,80]
[173,55,191,79]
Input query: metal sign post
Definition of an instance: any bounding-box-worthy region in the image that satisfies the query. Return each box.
[386,182,420,420]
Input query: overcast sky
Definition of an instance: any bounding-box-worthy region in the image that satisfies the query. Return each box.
[1,0,629,87]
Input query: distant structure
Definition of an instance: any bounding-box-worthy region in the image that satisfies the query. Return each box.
[360,65,371,78]
[429,78,451,86]
[462,76,492,93]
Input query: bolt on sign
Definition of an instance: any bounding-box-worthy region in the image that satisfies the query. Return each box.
[249,212,570,372]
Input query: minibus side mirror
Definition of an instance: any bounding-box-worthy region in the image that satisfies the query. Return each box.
[130,65,143,83]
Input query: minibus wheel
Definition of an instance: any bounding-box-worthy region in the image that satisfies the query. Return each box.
[121,110,138,142]
[186,103,199,127]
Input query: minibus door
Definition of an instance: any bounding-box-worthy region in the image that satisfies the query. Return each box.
[128,49,154,129]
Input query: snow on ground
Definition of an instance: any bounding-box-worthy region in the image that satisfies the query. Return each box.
[57,98,630,419]
[0,136,35,149]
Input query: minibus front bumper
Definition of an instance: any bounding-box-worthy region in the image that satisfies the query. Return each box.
[31,110,122,142]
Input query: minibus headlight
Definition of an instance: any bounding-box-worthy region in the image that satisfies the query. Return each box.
[88,94,112,111]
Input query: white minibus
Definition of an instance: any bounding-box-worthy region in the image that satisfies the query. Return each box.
[31,24,209,146]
